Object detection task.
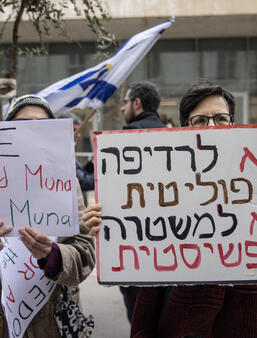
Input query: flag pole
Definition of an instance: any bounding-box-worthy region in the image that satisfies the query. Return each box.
[74,108,96,137]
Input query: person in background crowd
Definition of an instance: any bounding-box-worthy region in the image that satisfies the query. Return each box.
[160,113,176,128]
[119,81,166,322]
[130,79,257,338]
[57,111,94,206]
[0,95,95,338]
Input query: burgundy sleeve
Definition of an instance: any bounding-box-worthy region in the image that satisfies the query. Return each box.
[37,241,63,277]
[131,286,166,338]
[158,285,225,338]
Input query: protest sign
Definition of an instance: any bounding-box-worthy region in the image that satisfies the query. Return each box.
[0,119,78,236]
[94,125,257,285]
[0,237,56,338]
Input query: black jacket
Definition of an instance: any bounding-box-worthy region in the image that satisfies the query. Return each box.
[123,111,165,130]
[76,162,94,191]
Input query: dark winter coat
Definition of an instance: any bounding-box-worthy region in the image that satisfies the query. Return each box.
[123,111,165,130]
[131,284,257,338]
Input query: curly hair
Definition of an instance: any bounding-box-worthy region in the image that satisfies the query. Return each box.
[128,81,161,112]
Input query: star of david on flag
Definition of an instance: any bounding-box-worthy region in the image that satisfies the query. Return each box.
[37,17,175,114]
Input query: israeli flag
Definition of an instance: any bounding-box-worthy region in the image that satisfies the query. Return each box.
[37,17,175,113]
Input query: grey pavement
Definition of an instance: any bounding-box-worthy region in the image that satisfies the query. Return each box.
[80,267,131,338]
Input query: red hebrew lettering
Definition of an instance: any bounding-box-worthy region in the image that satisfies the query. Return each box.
[139,246,150,256]
[245,240,257,269]
[204,243,214,254]
[180,244,201,269]
[218,243,242,267]
[17,263,35,280]
[250,212,257,236]
[240,147,257,172]
[153,244,177,271]
[112,245,139,272]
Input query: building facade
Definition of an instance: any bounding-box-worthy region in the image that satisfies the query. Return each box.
[1,0,257,150]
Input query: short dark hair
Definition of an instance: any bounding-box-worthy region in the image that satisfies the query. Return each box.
[179,79,235,127]
[128,81,160,112]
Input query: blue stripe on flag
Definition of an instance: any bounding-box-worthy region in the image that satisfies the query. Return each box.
[86,81,116,101]
[65,81,117,108]
[112,38,131,56]
[60,65,108,90]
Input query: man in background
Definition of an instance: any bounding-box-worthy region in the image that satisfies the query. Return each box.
[122,81,165,130]
[120,81,165,322]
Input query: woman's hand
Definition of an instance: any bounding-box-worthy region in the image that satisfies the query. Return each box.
[18,227,52,259]
[0,220,13,250]
[82,203,102,236]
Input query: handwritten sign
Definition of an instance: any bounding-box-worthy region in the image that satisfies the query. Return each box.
[94,125,257,285]
[0,237,56,337]
[0,119,78,236]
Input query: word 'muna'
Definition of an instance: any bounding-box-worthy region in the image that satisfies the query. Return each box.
[9,199,71,228]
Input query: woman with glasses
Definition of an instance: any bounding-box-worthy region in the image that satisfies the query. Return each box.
[130,79,257,338]
[180,79,235,128]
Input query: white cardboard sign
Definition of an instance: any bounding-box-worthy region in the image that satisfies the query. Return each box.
[0,237,56,338]
[94,125,257,285]
[0,119,78,236]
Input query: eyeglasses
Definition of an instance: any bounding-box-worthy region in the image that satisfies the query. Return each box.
[187,113,233,127]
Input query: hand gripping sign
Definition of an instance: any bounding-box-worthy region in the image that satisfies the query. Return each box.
[94,125,257,285]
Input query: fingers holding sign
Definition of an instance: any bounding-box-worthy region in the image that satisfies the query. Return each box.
[83,203,102,237]
[0,220,13,250]
[18,227,53,259]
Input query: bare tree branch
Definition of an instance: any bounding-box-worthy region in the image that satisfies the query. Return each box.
[0,0,116,79]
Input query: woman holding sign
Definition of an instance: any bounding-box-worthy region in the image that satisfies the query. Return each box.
[129,80,257,338]
[0,95,95,338]
[84,80,257,338]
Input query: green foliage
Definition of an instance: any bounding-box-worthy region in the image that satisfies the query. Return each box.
[0,0,116,78]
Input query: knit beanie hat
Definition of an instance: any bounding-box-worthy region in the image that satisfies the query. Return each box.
[5,94,55,121]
